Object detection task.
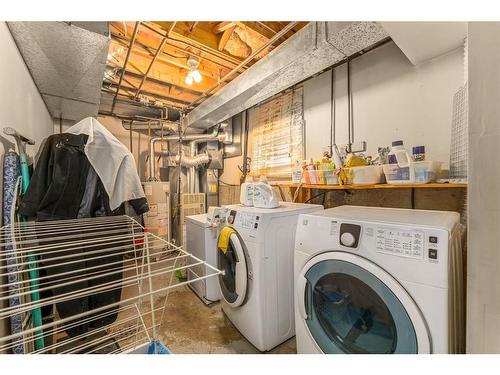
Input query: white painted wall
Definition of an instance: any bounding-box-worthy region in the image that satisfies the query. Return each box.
[0,22,53,156]
[0,21,54,350]
[303,70,332,160]
[467,22,500,354]
[304,41,464,168]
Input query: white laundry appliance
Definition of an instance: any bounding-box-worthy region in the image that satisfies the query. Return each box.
[217,202,323,351]
[186,214,222,304]
[294,205,465,354]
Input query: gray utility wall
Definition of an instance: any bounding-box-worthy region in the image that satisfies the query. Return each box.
[467,22,500,353]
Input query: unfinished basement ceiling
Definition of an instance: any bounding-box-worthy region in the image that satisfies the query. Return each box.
[7,22,110,122]
[99,21,308,118]
[186,22,390,129]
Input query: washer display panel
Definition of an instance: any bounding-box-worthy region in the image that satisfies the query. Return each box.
[304,259,418,354]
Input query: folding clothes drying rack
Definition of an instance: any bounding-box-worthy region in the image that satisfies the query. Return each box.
[0,215,221,354]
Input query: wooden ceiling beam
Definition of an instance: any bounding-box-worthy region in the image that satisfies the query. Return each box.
[107,64,206,96]
[190,21,199,32]
[258,21,297,40]
[111,22,241,71]
[218,26,236,51]
[213,21,237,33]
[108,48,216,92]
[134,21,177,99]
[110,37,222,82]
[105,78,198,106]
[111,21,140,114]
[236,22,273,40]
[151,21,246,67]
[101,87,188,109]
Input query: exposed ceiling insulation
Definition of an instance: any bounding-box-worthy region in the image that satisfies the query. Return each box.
[100,21,308,119]
[7,21,110,122]
[186,22,390,129]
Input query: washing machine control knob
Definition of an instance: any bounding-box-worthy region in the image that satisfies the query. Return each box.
[340,232,356,247]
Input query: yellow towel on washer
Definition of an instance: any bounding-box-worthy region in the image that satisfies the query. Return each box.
[218,226,236,254]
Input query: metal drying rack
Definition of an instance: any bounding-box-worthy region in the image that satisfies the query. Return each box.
[0,215,221,354]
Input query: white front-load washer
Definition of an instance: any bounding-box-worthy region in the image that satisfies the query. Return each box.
[217,202,323,351]
[294,205,465,354]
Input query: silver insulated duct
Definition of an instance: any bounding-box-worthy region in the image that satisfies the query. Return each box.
[185,22,389,129]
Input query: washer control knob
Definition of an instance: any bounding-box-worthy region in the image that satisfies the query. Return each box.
[341,232,356,247]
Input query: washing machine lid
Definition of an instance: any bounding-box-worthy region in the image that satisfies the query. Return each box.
[297,252,430,354]
[217,228,248,308]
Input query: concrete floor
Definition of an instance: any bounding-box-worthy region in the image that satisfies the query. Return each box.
[156,286,297,354]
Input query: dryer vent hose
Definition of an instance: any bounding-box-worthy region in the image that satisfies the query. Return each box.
[167,153,210,168]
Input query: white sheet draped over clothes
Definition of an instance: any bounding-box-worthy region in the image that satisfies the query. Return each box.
[66,117,145,211]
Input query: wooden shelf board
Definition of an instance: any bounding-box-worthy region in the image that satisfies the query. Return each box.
[275,183,467,190]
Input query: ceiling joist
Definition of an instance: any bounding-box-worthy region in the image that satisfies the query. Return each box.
[103,21,308,116]
[218,26,236,51]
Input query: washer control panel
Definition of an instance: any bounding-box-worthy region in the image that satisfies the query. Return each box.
[375,227,424,259]
[339,223,361,248]
[227,210,260,231]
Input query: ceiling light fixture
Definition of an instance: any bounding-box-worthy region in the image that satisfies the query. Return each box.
[185,56,202,86]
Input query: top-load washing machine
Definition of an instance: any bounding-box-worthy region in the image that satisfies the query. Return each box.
[217,202,323,351]
[294,205,465,354]
[186,214,222,304]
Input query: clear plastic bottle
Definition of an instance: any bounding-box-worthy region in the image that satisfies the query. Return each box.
[388,140,411,166]
[291,160,303,183]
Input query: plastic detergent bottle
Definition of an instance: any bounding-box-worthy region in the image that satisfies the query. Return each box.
[253,176,279,209]
[388,140,411,166]
[239,176,254,206]
[332,144,343,168]
[292,160,302,183]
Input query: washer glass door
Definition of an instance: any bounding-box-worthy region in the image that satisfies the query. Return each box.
[303,259,419,354]
[217,230,248,307]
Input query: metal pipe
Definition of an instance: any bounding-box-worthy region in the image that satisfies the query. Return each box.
[107,64,204,97]
[102,84,190,107]
[185,21,300,110]
[134,22,177,99]
[129,120,133,153]
[110,30,240,73]
[347,58,353,152]
[148,125,219,181]
[122,120,178,133]
[111,21,140,114]
[189,137,219,193]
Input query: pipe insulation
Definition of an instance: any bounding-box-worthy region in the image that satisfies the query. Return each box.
[166,153,210,168]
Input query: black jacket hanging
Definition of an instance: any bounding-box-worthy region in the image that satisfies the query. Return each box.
[19,133,90,220]
[18,132,147,340]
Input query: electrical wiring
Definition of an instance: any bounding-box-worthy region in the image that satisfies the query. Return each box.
[214,169,240,187]
[303,190,330,204]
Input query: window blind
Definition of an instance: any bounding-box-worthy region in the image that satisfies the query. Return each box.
[249,87,304,178]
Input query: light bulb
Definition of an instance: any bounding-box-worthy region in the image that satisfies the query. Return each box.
[185,73,193,86]
[192,69,202,83]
